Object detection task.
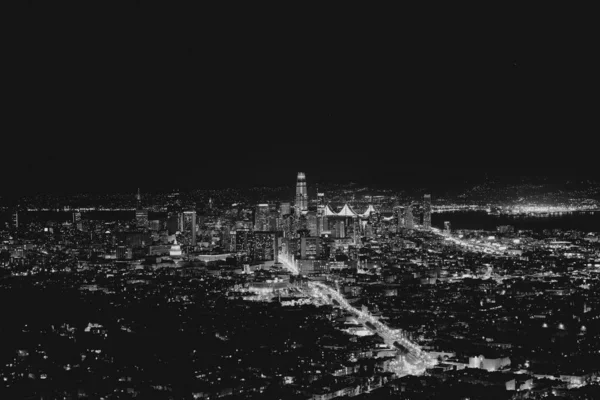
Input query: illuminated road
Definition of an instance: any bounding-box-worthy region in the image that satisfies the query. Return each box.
[278,253,299,275]
[278,253,434,374]
[307,281,433,373]
[431,228,507,255]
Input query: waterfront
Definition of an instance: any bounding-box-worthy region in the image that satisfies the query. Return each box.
[433,210,600,233]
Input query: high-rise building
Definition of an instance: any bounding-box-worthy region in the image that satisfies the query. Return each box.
[12,211,18,229]
[306,211,318,236]
[444,221,451,234]
[235,229,254,258]
[300,237,321,259]
[268,211,279,231]
[182,211,197,246]
[423,194,431,229]
[295,172,308,215]
[336,220,345,238]
[72,212,83,231]
[405,205,414,229]
[280,202,291,216]
[254,204,270,231]
[167,214,179,235]
[254,231,278,262]
[396,208,403,231]
[136,209,149,228]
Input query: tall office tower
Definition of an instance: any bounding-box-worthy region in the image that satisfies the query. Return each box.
[306,211,318,236]
[397,208,404,230]
[254,204,270,231]
[182,211,197,246]
[235,229,254,258]
[336,220,346,238]
[405,205,414,229]
[280,202,291,216]
[316,193,325,213]
[423,194,431,229]
[136,209,149,228]
[222,228,233,252]
[268,211,279,231]
[72,212,83,231]
[254,231,277,262]
[300,237,321,259]
[295,172,308,215]
[444,221,451,234]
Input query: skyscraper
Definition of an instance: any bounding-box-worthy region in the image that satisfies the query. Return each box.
[316,192,325,214]
[136,209,149,228]
[235,229,254,257]
[182,211,197,246]
[405,205,414,229]
[444,221,451,234]
[254,204,270,231]
[423,194,431,229]
[295,172,308,215]
[306,211,318,236]
[254,231,278,262]
[396,208,403,231]
[135,188,149,228]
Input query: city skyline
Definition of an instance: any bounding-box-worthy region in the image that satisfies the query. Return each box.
[3,7,600,398]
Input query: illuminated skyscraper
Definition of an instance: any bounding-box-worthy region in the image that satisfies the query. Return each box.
[254,231,278,262]
[336,220,345,238]
[444,221,451,234]
[254,204,270,231]
[235,229,254,258]
[182,211,197,246]
[316,193,325,214]
[73,212,83,231]
[295,172,308,215]
[300,237,321,259]
[405,205,414,229]
[423,194,431,229]
[306,211,318,236]
[136,209,149,228]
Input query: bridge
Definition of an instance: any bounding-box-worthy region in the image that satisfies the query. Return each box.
[277,253,435,375]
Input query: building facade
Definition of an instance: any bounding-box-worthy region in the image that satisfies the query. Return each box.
[295,172,308,215]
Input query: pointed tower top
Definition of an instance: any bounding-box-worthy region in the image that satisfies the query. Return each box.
[338,204,357,217]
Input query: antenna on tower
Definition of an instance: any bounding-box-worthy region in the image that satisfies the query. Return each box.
[136,188,142,209]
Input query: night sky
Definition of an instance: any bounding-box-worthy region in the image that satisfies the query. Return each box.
[3,6,597,197]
